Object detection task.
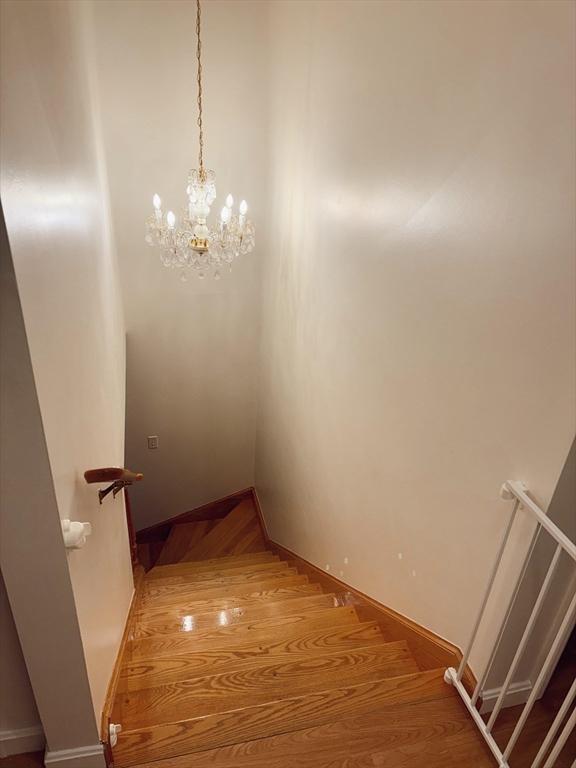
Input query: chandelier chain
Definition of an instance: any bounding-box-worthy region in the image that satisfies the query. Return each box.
[196,0,205,180]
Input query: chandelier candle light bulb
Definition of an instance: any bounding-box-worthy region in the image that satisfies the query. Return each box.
[153,194,162,222]
[239,200,248,228]
[145,0,255,279]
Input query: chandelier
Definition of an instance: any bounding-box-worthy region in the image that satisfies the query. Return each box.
[145,0,255,280]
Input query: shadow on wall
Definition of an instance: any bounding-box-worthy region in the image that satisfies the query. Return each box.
[0,201,102,758]
[0,571,44,757]
[485,438,576,699]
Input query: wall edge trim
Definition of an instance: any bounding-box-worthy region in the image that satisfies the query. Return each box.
[479,679,533,714]
[0,725,45,758]
[99,565,146,760]
[44,742,105,765]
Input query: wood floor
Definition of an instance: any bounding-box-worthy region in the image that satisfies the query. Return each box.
[108,498,574,768]
[0,754,44,768]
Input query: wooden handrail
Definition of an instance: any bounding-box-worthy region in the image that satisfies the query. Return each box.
[84,467,143,567]
[84,466,143,506]
[84,467,143,485]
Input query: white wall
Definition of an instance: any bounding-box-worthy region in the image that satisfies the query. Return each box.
[256,0,576,673]
[91,0,268,531]
[1,0,133,734]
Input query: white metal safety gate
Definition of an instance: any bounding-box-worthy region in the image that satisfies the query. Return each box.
[444,479,576,768]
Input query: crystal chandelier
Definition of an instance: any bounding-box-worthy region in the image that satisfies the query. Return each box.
[145,0,255,280]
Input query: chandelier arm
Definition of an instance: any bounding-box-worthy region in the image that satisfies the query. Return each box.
[196,0,205,180]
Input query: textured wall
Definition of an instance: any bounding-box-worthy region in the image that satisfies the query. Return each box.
[256,0,575,676]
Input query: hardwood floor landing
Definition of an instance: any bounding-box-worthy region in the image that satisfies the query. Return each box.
[0,755,44,768]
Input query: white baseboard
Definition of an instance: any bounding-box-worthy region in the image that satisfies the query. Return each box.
[0,725,45,757]
[480,679,533,714]
[45,743,106,768]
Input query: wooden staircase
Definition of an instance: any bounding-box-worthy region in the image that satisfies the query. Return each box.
[111,496,497,767]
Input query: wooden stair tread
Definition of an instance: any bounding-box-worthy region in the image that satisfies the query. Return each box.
[135,586,331,622]
[144,560,290,587]
[126,605,360,660]
[118,622,388,692]
[155,520,217,566]
[142,567,300,597]
[116,694,475,768]
[132,593,340,637]
[181,499,266,561]
[113,668,451,765]
[133,603,352,643]
[118,644,420,728]
[146,551,279,578]
[134,583,323,618]
[138,575,314,608]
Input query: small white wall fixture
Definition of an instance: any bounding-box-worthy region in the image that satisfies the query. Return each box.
[61,520,92,550]
[108,723,122,747]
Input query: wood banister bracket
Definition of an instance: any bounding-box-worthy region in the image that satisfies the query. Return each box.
[84,467,144,505]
